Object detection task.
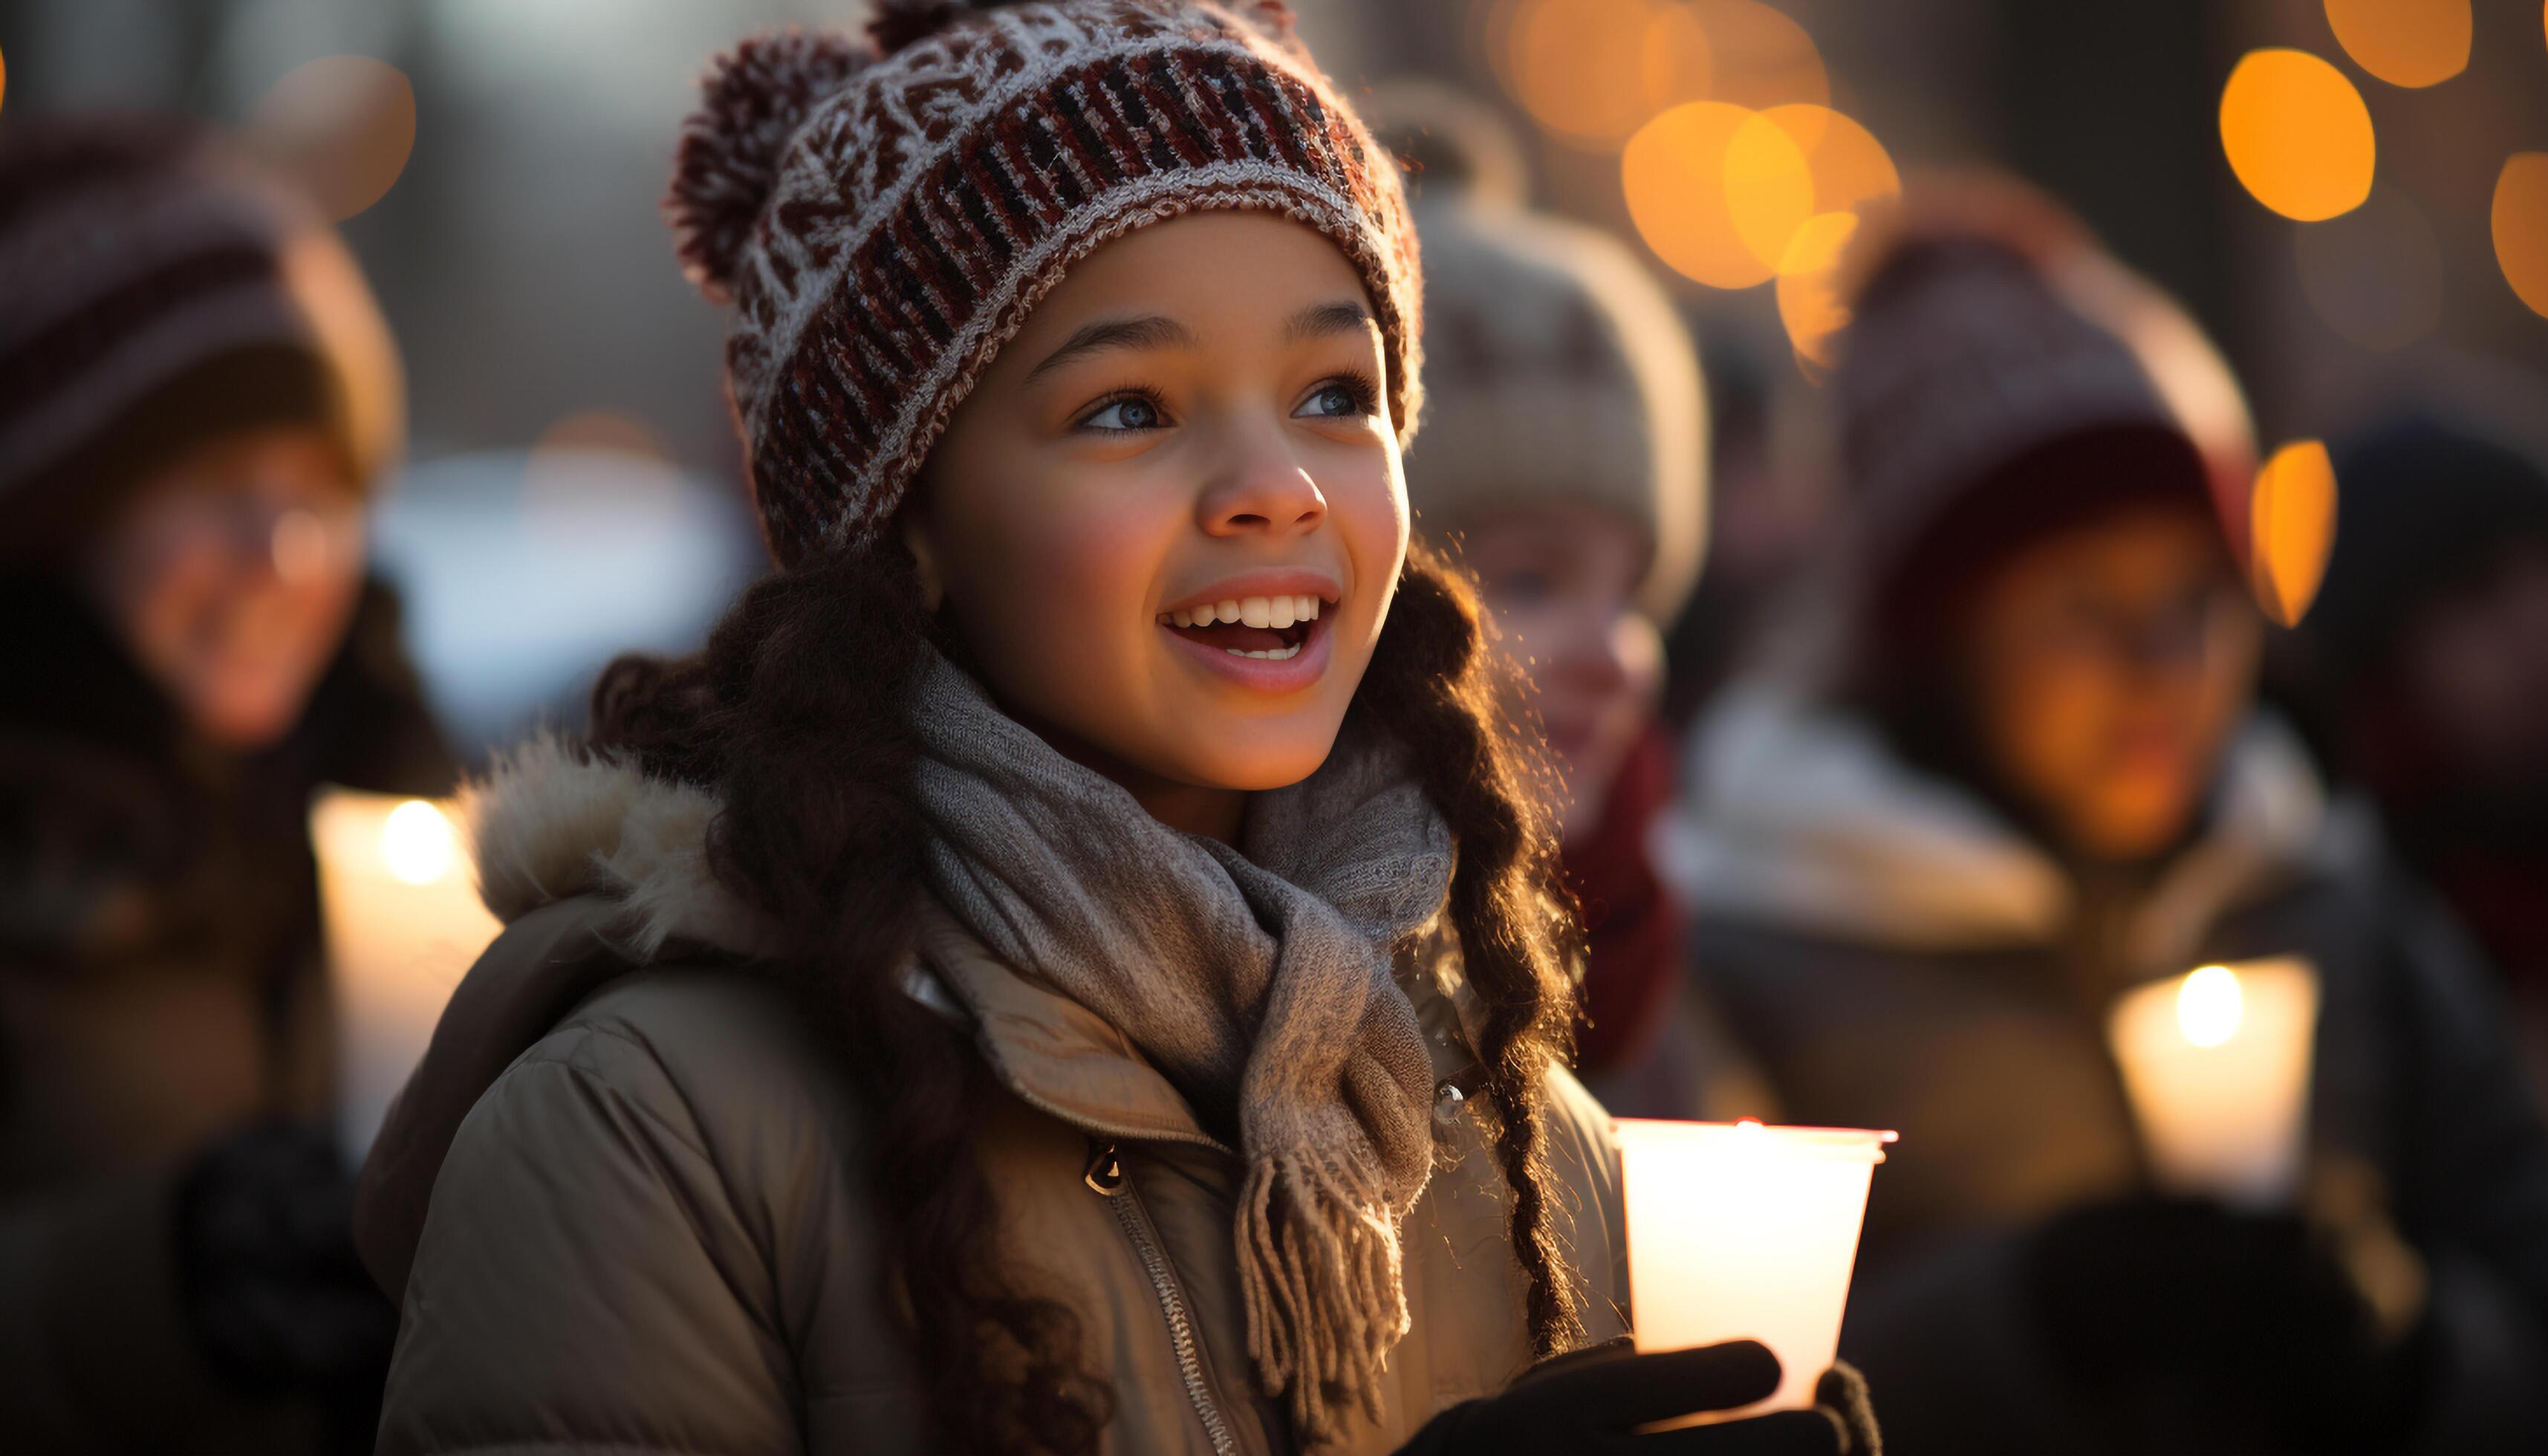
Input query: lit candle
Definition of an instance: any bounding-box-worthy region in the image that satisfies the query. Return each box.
[2105,957,2320,1208]
[310,787,501,1159]
[1613,1119,1896,1418]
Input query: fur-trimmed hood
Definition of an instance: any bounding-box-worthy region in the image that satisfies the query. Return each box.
[461,735,781,961]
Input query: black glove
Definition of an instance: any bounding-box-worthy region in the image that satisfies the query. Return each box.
[2022,1196,2430,1455]
[1397,1338,1876,1455]
[174,1121,400,1411]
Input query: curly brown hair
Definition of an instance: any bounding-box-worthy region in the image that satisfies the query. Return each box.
[587,534,1585,1452]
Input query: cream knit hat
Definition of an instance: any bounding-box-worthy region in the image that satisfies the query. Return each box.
[1379,92,1708,623]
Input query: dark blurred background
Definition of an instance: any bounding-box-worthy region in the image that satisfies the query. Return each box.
[7,0,2544,756]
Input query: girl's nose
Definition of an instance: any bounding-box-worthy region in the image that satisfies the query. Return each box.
[1195,426,1327,539]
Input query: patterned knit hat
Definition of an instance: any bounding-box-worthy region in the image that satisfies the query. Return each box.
[1830,174,2254,593]
[1372,88,1707,624]
[666,0,1423,566]
[0,117,403,543]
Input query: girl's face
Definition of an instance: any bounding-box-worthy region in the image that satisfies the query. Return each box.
[87,424,365,749]
[906,211,1407,826]
[1958,502,2260,862]
[1458,504,1662,843]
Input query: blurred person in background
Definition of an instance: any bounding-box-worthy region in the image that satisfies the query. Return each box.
[0,117,452,1452]
[2279,416,2548,1110]
[1669,180,2548,1454]
[1378,83,1769,1121]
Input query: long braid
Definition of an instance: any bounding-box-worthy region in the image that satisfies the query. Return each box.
[1357,539,1590,1356]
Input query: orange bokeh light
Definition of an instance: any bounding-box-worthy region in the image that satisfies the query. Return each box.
[1624,101,1813,290]
[1504,0,1712,146]
[1776,211,1860,366]
[2249,441,2339,629]
[2219,49,2375,222]
[250,56,417,223]
[2323,0,2469,89]
[1760,105,1898,227]
[2495,153,2548,320]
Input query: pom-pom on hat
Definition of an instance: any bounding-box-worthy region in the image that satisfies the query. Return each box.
[666,0,1424,566]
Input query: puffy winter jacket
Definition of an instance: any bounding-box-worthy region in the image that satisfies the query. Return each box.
[1670,685,2548,1453]
[359,746,1633,1455]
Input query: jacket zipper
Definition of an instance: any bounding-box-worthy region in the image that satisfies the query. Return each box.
[1085,1140,1241,1456]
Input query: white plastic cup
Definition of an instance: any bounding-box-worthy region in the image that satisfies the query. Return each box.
[2106,956,2320,1209]
[1613,1119,1896,1419]
[311,787,501,1160]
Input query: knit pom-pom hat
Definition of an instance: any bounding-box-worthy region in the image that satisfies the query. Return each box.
[1828,172,2255,594]
[0,117,404,546]
[1366,82,1707,625]
[665,0,1424,566]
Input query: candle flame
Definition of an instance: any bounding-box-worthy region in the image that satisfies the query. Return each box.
[382,799,456,885]
[2177,965,2246,1049]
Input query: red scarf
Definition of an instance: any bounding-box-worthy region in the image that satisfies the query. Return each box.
[1562,721,1686,1078]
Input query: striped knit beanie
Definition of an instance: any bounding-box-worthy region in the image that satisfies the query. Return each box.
[1830,175,2255,595]
[667,0,1423,566]
[0,117,403,546]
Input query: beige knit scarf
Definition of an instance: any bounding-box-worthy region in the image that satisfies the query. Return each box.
[906,650,1449,1441]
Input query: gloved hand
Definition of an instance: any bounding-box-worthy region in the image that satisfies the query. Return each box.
[1396,1338,1879,1455]
[174,1120,400,1403]
[2022,1196,2431,1455]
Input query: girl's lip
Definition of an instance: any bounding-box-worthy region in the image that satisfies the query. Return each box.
[1160,569,1343,617]
[1160,609,1335,693]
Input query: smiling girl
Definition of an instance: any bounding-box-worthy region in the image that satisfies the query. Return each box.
[354,4,1874,1452]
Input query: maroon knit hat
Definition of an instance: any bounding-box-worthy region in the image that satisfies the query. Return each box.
[0,117,403,537]
[666,0,1425,566]
[1828,174,2255,591]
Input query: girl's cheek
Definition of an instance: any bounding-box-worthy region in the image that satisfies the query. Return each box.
[1328,452,1408,588]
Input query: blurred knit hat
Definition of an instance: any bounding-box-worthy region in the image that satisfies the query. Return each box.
[1368,82,1708,624]
[0,117,404,547]
[666,0,1423,566]
[2310,415,2548,668]
[1829,175,2254,619]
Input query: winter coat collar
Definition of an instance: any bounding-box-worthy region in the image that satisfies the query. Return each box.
[461,735,1486,1131]
[1663,683,2365,972]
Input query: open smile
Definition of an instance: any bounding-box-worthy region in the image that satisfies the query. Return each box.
[1154,575,1342,692]
[1154,591,1329,660]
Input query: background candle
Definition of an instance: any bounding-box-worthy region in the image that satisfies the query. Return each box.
[311,786,501,1160]
[1614,1119,1895,1419]
[2105,957,2320,1208]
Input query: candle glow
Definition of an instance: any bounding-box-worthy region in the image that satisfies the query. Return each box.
[1614,1119,1894,1420]
[2108,958,2321,1207]
[313,787,501,1158]
[2176,964,2244,1048]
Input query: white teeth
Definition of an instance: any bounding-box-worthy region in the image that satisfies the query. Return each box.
[1226,644,1302,661]
[1171,594,1326,632]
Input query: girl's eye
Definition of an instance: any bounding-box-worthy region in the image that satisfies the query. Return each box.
[1294,377,1377,421]
[1081,395,1166,432]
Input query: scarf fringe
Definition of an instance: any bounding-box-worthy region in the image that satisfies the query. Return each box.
[1237,1151,1414,1446]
